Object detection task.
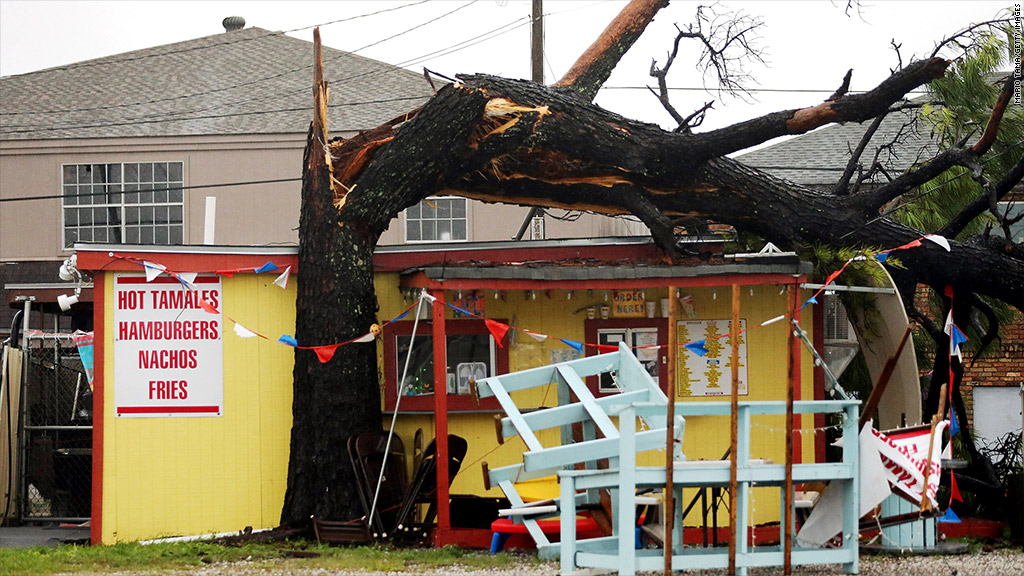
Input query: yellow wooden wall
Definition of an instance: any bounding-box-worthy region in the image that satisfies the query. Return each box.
[100,273,295,543]
[375,282,817,526]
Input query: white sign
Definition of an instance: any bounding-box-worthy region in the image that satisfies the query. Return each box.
[872,423,947,508]
[677,319,747,397]
[113,273,223,417]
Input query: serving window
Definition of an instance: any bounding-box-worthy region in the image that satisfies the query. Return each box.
[585,318,667,396]
[383,318,507,412]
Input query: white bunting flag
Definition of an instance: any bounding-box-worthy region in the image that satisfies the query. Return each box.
[943,311,965,359]
[273,266,291,290]
[924,234,951,251]
[177,272,198,289]
[233,322,259,338]
[353,332,375,343]
[525,330,548,342]
[143,261,166,282]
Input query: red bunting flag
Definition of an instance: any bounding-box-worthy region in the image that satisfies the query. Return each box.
[949,470,963,503]
[484,319,510,348]
[894,238,923,252]
[824,267,845,287]
[314,345,339,364]
[199,299,219,314]
[595,344,618,353]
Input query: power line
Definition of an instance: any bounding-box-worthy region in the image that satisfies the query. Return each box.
[1,0,540,128]
[130,12,532,130]
[0,177,301,204]
[0,0,463,121]
[0,96,428,135]
[0,0,432,80]
[1,10,531,135]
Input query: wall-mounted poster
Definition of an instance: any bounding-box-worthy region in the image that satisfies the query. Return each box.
[676,319,747,397]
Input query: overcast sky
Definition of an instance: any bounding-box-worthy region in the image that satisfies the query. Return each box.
[0,1,1012,131]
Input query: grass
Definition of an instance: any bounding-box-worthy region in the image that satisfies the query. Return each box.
[0,540,546,575]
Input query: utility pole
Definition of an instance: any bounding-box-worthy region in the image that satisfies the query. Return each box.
[531,0,543,84]
[515,0,545,241]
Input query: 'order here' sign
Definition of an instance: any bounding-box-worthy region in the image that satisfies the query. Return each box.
[113,273,223,417]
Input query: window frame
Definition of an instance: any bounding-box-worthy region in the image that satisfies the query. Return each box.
[382,318,508,412]
[61,161,184,248]
[403,196,468,243]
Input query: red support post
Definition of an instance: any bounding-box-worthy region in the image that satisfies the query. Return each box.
[430,289,452,544]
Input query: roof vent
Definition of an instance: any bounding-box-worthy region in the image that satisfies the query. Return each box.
[222,16,245,32]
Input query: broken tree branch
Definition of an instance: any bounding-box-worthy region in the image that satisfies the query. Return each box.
[689,57,949,160]
[554,0,668,101]
[971,72,1017,155]
[828,69,853,101]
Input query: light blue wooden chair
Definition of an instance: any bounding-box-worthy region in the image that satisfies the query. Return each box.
[477,342,861,575]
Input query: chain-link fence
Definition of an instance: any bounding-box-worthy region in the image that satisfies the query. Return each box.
[20,339,92,522]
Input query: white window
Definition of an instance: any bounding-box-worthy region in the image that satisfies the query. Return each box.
[405,196,467,242]
[62,162,184,247]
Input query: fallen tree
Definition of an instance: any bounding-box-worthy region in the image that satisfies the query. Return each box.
[281,0,1023,524]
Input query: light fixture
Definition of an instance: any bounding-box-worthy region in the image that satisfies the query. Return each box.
[58,254,78,281]
[57,254,83,312]
[58,292,79,312]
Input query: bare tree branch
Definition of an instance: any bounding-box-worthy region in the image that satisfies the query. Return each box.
[672,4,766,98]
[680,101,715,131]
[930,17,1012,58]
[690,57,949,160]
[828,69,854,101]
[648,4,763,131]
[833,112,887,195]
[852,147,976,212]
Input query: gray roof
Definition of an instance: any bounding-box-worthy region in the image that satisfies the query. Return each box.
[735,105,939,187]
[0,27,435,140]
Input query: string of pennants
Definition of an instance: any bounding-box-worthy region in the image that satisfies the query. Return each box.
[111,231,967,371]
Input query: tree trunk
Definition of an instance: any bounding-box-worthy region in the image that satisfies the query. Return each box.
[280,121,383,524]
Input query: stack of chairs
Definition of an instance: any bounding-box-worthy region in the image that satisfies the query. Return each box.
[347,430,467,539]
